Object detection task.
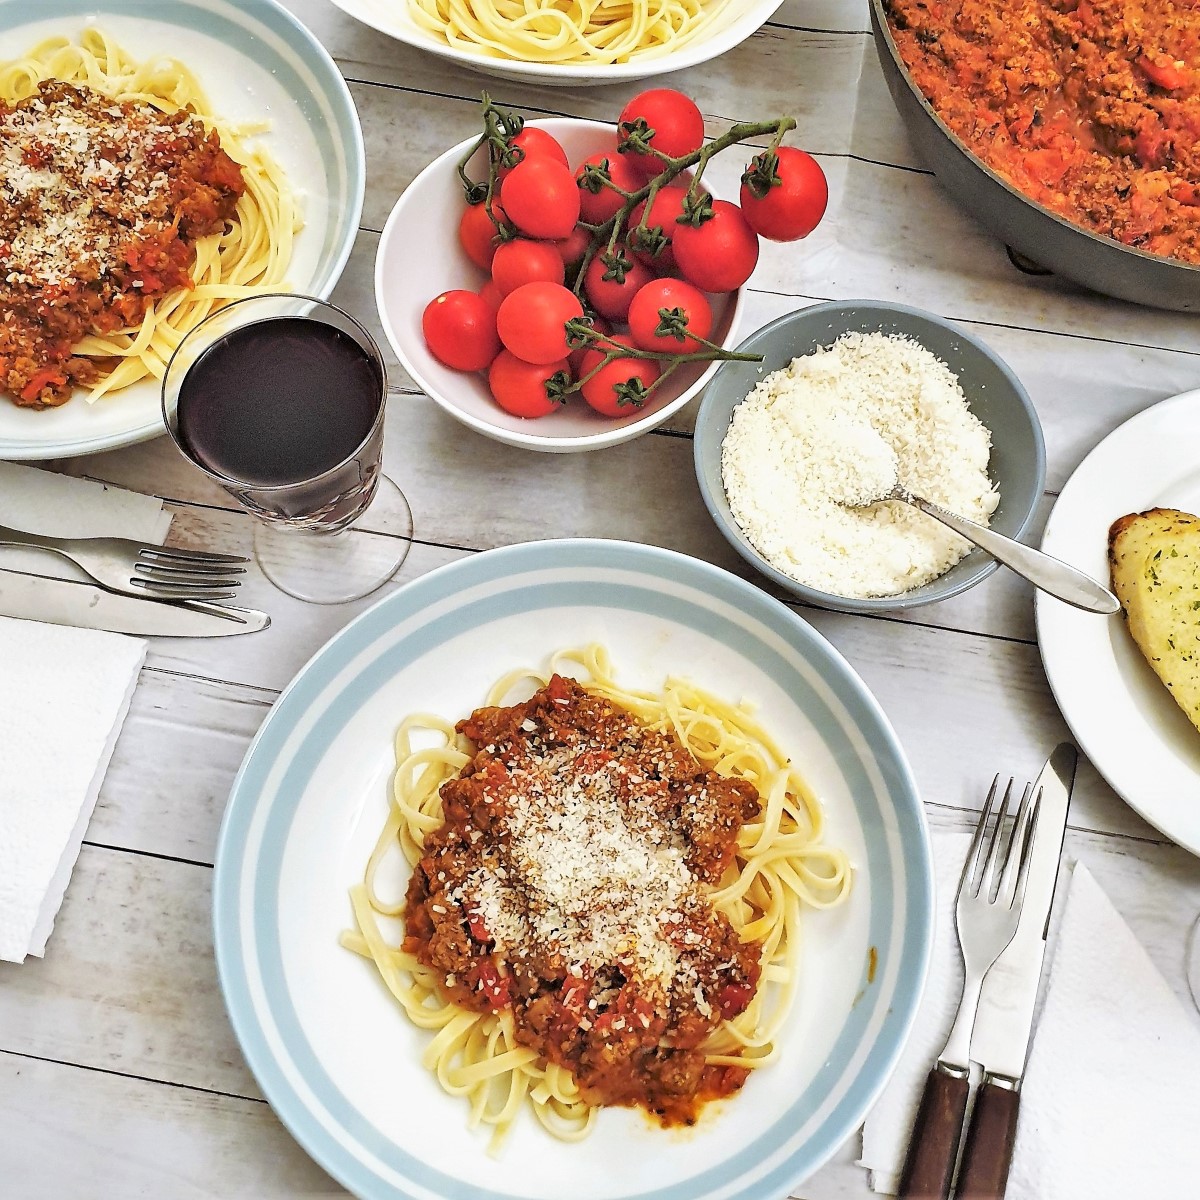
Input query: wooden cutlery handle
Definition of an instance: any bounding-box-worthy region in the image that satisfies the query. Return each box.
[956,1077,1021,1199]
[898,1065,970,1199]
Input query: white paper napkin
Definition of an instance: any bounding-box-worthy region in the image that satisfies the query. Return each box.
[0,619,146,961]
[0,460,171,581]
[0,463,171,963]
[860,838,1200,1197]
[1006,862,1200,1196]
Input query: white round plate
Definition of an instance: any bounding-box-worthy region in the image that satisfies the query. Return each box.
[0,0,364,460]
[213,539,932,1200]
[327,0,785,87]
[1037,389,1200,854]
[375,118,744,454]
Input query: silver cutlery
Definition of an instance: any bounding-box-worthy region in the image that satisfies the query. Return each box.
[955,743,1077,1199]
[0,569,269,637]
[859,486,1119,615]
[0,521,247,602]
[898,775,1040,1199]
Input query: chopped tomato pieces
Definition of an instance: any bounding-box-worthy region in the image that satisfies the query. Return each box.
[715,982,755,1021]
[1171,182,1200,206]
[19,368,68,403]
[470,960,511,1012]
[1139,54,1189,93]
[465,910,491,944]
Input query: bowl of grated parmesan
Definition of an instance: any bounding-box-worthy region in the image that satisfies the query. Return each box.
[693,301,1045,611]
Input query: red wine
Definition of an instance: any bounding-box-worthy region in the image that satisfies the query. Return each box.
[177,316,384,488]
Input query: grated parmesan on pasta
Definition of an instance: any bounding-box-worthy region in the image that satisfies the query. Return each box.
[721,331,999,599]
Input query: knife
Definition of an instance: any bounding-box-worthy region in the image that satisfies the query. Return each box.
[0,569,270,637]
[956,742,1077,1199]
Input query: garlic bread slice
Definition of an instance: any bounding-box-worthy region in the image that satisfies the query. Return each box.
[1109,508,1199,610]
[1109,508,1200,734]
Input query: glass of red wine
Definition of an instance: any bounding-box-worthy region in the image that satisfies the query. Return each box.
[162,294,412,604]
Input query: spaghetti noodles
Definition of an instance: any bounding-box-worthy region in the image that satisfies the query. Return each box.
[407,0,731,66]
[342,646,852,1148]
[0,30,296,407]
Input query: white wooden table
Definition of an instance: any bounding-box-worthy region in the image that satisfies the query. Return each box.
[4,1,1200,1196]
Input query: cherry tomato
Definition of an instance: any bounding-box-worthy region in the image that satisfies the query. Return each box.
[478,280,504,315]
[578,334,660,417]
[739,147,828,241]
[568,313,610,376]
[491,238,565,295]
[673,201,759,292]
[421,290,500,372]
[498,126,569,182]
[583,252,653,322]
[458,201,511,270]
[488,350,568,418]
[496,281,584,364]
[627,278,713,355]
[555,225,592,272]
[617,89,705,178]
[500,156,581,240]
[575,149,645,225]
[628,185,690,270]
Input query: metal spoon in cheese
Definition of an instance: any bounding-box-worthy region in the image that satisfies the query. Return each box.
[855,484,1119,614]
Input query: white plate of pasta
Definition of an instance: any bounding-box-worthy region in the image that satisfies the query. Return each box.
[0,0,364,459]
[213,538,934,1200]
[327,0,785,85]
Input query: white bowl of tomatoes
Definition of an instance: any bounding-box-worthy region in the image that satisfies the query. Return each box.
[375,94,826,453]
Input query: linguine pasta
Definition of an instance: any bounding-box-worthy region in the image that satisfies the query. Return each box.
[341,645,852,1149]
[0,29,298,402]
[407,0,733,65]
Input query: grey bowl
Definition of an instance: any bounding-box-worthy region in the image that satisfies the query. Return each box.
[693,301,1047,613]
[868,0,1200,312]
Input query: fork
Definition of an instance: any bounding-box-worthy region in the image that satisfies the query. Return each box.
[0,522,248,602]
[898,777,1040,1200]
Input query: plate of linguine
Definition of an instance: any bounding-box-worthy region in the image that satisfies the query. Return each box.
[326,0,786,86]
[0,0,364,459]
[213,538,933,1200]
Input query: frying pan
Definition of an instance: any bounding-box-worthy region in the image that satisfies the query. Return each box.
[868,0,1200,312]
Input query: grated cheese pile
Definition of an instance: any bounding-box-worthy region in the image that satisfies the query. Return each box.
[464,743,714,999]
[0,82,196,290]
[721,331,999,598]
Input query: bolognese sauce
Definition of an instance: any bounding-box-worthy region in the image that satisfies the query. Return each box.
[886,0,1200,264]
[404,674,764,1125]
[0,79,244,408]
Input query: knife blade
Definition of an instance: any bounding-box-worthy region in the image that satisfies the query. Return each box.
[971,742,1076,1076]
[0,569,270,637]
[956,742,1077,1199]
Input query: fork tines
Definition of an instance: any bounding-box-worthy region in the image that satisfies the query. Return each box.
[129,544,249,601]
[134,559,246,578]
[963,775,1041,908]
[138,546,248,565]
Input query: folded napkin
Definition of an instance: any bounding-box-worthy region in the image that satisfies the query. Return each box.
[0,463,170,963]
[1006,862,1200,1196]
[861,831,1200,1197]
[0,460,172,570]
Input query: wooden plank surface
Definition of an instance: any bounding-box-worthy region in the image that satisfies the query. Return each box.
[5,0,1200,1197]
[4,812,1198,1198]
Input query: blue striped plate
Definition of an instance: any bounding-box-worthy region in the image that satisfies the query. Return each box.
[0,0,364,460]
[213,540,932,1200]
